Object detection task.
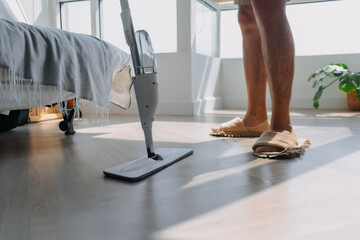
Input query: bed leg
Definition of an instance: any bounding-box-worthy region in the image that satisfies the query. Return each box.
[59,102,76,135]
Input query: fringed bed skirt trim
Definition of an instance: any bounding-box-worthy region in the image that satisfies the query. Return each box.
[0,67,110,125]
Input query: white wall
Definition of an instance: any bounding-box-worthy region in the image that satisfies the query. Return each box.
[111,52,195,115]
[192,53,222,115]
[160,0,222,116]
[221,53,360,110]
[18,0,53,26]
[191,1,222,115]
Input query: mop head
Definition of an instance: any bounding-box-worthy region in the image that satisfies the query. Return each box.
[104,148,193,182]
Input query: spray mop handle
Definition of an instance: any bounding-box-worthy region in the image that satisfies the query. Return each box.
[120,9,133,47]
[119,0,142,75]
[119,0,135,47]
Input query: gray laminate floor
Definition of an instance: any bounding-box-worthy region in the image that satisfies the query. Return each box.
[0,109,360,240]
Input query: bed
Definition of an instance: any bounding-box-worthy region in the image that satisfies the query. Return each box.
[0,2,133,127]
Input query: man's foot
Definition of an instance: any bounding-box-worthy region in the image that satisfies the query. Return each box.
[211,117,270,137]
[253,130,297,153]
[252,129,310,158]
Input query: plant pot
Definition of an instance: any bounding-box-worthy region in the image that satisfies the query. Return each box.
[347,91,360,111]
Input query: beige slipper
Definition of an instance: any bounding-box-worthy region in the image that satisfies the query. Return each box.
[211,117,270,137]
[252,130,311,159]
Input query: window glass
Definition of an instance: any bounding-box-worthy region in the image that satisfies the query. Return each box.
[287,0,360,56]
[220,9,242,58]
[220,0,360,58]
[102,0,177,53]
[61,1,92,35]
[195,1,217,56]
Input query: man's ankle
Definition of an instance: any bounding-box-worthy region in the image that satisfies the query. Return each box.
[270,123,293,133]
[243,115,268,127]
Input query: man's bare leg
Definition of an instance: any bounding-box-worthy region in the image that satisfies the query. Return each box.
[250,0,295,152]
[238,5,268,128]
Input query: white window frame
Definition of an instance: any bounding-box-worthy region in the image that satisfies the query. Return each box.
[56,0,102,38]
[195,0,219,57]
[55,0,179,54]
[202,0,340,11]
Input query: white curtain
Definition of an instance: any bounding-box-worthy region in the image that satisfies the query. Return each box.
[0,0,18,21]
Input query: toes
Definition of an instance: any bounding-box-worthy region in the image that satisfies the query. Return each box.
[211,128,220,134]
[212,127,220,132]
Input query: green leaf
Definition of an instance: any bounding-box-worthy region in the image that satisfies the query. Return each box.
[339,83,356,93]
[334,63,349,69]
[313,100,319,109]
[352,73,360,87]
[309,65,333,82]
[356,88,360,99]
[339,73,357,93]
[330,65,349,77]
[324,65,338,75]
[312,74,329,88]
[308,64,350,91]
[308,73,317,81]
[313,86,323,108]
[308,69,324,82]
[324,64,347,77]
[314,86,324,102]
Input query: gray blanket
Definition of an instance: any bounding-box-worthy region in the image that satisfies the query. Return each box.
[0,18,130,116]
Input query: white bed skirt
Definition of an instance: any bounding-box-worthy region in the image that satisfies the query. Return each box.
[0,84,75,112]
[0,65,133,123]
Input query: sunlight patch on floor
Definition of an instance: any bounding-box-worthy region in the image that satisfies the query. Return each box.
[178,159,271,191]
[299,126,353,148]
[75,121,218,143]
[75,123,139,134]
[152,174,346,240]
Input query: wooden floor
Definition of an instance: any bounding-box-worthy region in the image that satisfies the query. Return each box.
[1,109,360,240]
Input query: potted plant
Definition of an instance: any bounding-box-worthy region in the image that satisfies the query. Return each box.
[308,63,360,110]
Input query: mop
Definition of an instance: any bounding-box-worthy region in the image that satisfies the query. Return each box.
[103,0,193,182]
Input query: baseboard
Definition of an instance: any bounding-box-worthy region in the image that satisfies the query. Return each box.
[223,96,348,109]
[110,96,348,116]
[290,96,348,109]
[193,97,223,115]
[110,97,225,116]
[110,100,195,116]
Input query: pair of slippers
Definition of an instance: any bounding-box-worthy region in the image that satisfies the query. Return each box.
[211,117,310,159]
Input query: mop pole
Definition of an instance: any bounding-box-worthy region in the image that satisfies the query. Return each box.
[120,0,141,76]
[104,1,193,182]
[119,0,158,158]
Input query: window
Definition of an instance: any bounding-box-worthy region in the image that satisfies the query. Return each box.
[3,0,28,23]
[287,0,360,56]
[195,0,217,56]
[101,0,177,53]
[220,0,360,58]
[60,1,92,35]
[220,9,242,58]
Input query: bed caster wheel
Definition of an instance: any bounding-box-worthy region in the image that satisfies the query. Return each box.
[59,121,76,135]
[59,121,68,131]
